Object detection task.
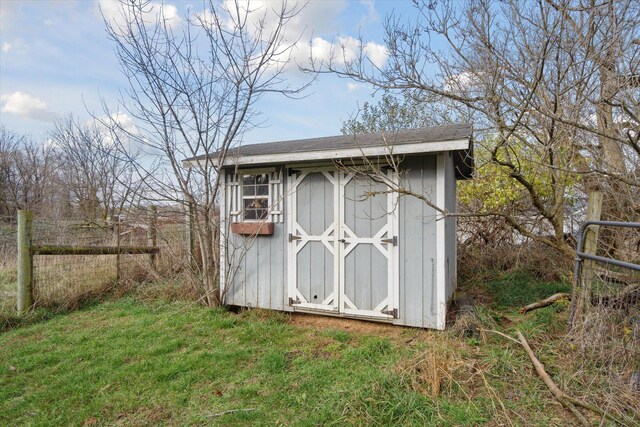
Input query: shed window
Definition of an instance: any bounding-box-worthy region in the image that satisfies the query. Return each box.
[242,174,269,220]
[226,169,283,223]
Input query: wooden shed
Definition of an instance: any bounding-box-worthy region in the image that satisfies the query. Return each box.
[194,124,473,329]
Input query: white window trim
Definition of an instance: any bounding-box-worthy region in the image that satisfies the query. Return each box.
[227,168,283,223]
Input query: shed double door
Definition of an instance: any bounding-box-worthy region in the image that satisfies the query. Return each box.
[287,167,399,319]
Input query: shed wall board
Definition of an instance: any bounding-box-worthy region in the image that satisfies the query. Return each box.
[394,156,439,328]
[444,152,458,302]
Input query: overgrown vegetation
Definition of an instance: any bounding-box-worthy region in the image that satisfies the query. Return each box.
[1,273,638,426]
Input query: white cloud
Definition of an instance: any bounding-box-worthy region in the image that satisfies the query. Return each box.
[210,0,345,44]
[91,111,140,148]
[0,91,57,121]
[359,0,379,26]
[109,111,138,136]
[442,71,486,99]
[99,0,181,30]
[194,1,387,70]
[363,41,387,68]
[297,36,387,69]
[347,82,361,91]
[0,39,26,54]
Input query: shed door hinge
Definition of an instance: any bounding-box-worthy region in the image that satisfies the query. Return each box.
[288,297,301,306]
[381,308,398,318]
[381,236,398,246]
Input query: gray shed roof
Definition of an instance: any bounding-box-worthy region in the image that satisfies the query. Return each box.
[186,123,474,178]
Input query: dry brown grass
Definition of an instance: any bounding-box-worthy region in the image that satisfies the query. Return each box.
[397,347,462,398]
[565,307,640,422]
[459,240,572,283]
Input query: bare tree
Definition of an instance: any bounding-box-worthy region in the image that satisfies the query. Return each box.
[311,0,640,258]
[100,0,308,306]
[49,115,141,222]
[0,127,58,217]
[0,127,22,216]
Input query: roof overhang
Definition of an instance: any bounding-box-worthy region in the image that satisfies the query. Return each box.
[182,124,474,179]
[189,137,469,168]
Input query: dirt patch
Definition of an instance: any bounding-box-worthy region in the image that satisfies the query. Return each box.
[114,405,171,426]
[288,312,418,341]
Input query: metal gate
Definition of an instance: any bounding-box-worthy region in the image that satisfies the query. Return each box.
[287,166,399,319]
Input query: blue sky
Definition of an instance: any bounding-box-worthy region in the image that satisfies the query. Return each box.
[0,0,417,144]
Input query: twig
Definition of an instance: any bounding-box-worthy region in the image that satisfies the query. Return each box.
[207,408,256,418]
[519,293,570,314]
[516,331,590,426]
[481,328,520,344]
[515,331,623,427]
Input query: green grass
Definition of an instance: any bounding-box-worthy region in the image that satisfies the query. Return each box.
[0,299,459,426]
[480,271,571,310]
[3,270,615,426]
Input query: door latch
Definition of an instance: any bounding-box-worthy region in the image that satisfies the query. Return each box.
[381,236,398,246]
[288,233,302,242]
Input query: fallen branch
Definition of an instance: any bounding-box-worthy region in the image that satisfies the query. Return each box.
[519,293,570,314]
[515,331,622,426]
[207,408,256,418]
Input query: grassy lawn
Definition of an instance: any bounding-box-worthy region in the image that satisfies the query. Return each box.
[1,272,633,426]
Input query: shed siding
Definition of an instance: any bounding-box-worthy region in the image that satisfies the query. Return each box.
[223,154,448,329]
[395,155,439,328]
[224,172,288,311]
[444,152,457,301]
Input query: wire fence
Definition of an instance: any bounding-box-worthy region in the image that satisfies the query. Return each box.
[0,215,17,315]
[570,221,640,394]
[1,206,193,315]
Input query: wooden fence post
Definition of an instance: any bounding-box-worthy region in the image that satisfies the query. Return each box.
[115,217,121,284]
[186,202,196,270]
[575,191,603,323]
[17,210,33,315]
[148,205,157,270]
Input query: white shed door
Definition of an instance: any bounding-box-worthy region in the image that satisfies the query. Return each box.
[288,167,399,319]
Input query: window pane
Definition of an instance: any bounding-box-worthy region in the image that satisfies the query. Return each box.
[243,176,255,186]
[244,199,255,209]
[256,184,269,196]
[257,209,268,219]
[244,210,257,220]
[243,185,255,196]
[253,199,267,209]
[256,174,269,185]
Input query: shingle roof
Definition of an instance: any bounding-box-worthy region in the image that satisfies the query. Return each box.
[188,123,472,162]
[184,123,474,179]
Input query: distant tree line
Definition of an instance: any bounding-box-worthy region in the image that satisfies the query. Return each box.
[0,116,141,222]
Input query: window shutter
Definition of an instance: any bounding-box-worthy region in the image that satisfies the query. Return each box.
[226,173,241,222]
[269,169,284,223]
